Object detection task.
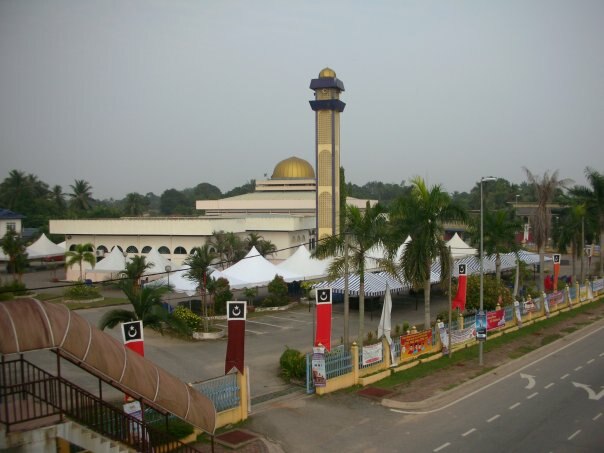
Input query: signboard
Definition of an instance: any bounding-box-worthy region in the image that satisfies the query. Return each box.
[225,301,247,374]
[548,291,564,309]
[121,321,144,356]
[315,288,332,351]
[123,400,143,439]
[476,311,487,341]
[311,347,326,387]
[523,299,537,313]
[400,330,433,357]
[487,309,505,331]
[438,322,449,355]
[362,343,383,366]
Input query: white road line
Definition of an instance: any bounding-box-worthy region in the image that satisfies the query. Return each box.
[487,414,500,423]
[247,319,287,328]
[545,383,555,389]
[568,429,581,441]
[509,402,521,410]
[561,373,570,380]
[215,324,266,335]
[574,365,583,371]
[462,428,476,437]
[600,352,604,357]
[593,413,602,421]
[264,315,309,324]
[433,442,450,452]
[527,392,538,399]
[587,359,595,364]
[389,409,406,414]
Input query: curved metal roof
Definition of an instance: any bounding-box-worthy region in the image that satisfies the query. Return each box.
[0,298,216,434]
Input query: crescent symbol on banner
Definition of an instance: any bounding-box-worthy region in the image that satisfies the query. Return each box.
[232,306,241,317]
[127,325,138,338]
[319,291,328,301]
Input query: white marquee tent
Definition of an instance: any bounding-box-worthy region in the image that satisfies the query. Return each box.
[277,245,332,280]
[446,233,477,259]
[26,234,66,259]
[222,246,302,287]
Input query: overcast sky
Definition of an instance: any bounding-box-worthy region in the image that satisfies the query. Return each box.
[1,0,603,200]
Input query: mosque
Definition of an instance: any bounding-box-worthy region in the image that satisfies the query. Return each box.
[50,68,375,280]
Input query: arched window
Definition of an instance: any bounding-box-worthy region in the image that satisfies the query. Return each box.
[126,246,138,254]
[97,245,108,253]
[141,246,152,253]
[158,246,170,254]
[69,244,77,251]
[111,245,124,253]
[174,246,187,254]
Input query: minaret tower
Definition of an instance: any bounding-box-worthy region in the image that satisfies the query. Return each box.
[309,68,345,241]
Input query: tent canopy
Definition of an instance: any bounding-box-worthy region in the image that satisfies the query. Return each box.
[94,246,127,272]
[277,245,332,280]
[314,271,407,297]
[144,247,172,277]
[26,234,66,259]
[446,233,477,259]
[222,246,302,287]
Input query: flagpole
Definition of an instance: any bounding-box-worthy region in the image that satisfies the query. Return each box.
[448,246,452,358]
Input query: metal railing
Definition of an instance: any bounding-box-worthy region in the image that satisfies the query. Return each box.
[192,373,240,412]
[1,356,202,452]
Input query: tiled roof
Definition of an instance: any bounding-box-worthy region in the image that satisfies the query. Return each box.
[0,209,25,219]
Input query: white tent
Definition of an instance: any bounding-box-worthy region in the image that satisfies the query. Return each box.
[144,247,172,278]
[26,234,66,259]
[446,233,477,259]
[94,246,127,272]
[277,245,332,280]
[222,246,302,287]
[313,271,406,297]
[154,265,250,294]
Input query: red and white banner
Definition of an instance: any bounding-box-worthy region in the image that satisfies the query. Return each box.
[548,290,564,309]
[225,301,246,374]
[553,254,561,291]
[452,264,467,312]
[361,343,383,366]
[486,309,505,331]
[122,321,144,356]
[315,288,332,351]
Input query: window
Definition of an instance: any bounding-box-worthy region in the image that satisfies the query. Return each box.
[158,246,170,254]
[6,222,16,232]
[141,246,152,253]
[174,246,187,254]
[126,246,139,254]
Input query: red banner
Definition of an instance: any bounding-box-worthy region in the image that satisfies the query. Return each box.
[487,309,505,331]
[553,254,561,291]
[452,264,468,312]
[122,321,144,356]
[400,330,433,357]
[225,301,246,374]
[315,289,332,351]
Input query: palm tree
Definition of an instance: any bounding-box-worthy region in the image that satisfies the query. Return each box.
[570,167,604,277]
[469,210,521,286]
[557,203,587,282]
[244,232,263,250]
[184,245,218,331]
[120,255,153,289]
[0,230,28,282]
[124,192,148,216]
[69,179,94,212]
[98,280,171,332]
[0,169,27,210]
[50,185,66,213]
[65,243,95,280]
[523,169,572,291]
[314,201,388,346]
[389,177,466,329]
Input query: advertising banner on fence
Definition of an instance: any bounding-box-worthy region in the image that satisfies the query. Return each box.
[438,322,449,355]
[311,347,326,387]
[401,330,433,357]
[548,291,564,309]
[362,343,383,366]
[487,309,505,331]
[580,285,588,301]
[523,298,538,313]
[451,325,476,345]
[593,278,604,294]
[315,288,332,351]
[514,301,522,327]
[476,311,487,341]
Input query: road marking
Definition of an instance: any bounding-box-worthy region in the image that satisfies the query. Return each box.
[383,324,604,414]
[560,373,570,380]
[462,428,476,437]
[520,373,536,389]
[509,402,521,410]
[587,359,595,364]
[574,365,583,371]
[600,352,604,357]
[390,409,407,414]
[247,319,288,328]
[527,392,538,399]
[572,382,604,400]
[487,414,500,423]
[433,442,450,452]
[593,413,602,421]
[568,430,581,441]
[545,383,555,389]
[265,315,309,324]
[215,323,265,335]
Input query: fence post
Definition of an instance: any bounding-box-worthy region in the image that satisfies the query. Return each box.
[457,312,464,330]
[351,342,359,385]
[382,337,391,368]
[237,371,249,421]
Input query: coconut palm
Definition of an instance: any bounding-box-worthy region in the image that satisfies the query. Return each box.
[0,170,27,210]
[389,176,466,329]
[69,179,94,212]
[184,245,218,331]
[569,167,604,277]
[124,192,148,216]
[65,243,95,280]
[523,168,572,291]
[120,255,153,290]
[557,203,587,282]
[0,230,28,282]
[50,185,66,213]
[98,281,171,332]
[314,201,388,346]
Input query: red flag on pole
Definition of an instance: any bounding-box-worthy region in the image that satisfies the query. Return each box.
[315,288,332,351]
[122,321,144,356]
[452,264,467,312]
[553,254,561,291]
[225,301,246,374]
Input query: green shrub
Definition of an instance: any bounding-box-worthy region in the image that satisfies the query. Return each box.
[172,306,202,331]
[455,275,513,312]
[213,278,233,315]
[63,281,101,300]
[262,275,288,307]
[279,346,306,381]
[0,280,27,298]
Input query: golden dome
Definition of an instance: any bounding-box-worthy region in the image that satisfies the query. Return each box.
[272,157,315,179]
[319,67,336,78]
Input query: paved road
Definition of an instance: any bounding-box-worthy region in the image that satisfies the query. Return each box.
[246,320,604,452]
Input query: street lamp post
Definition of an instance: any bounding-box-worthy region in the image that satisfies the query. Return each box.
[165,265,172,289]
[479,176,496,366]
